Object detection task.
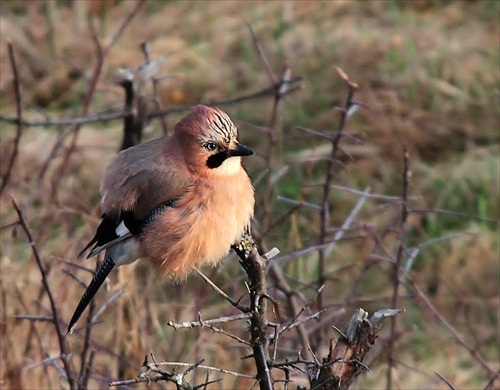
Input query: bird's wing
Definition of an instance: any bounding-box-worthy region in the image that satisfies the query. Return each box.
[78,217,132,258]
[79,138,193,258]
[101,137,192,219]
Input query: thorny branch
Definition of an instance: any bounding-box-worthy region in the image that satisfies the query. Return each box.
[109,355,219,388]
[167,312,252,330]
[247,27,319,366]
[233,233,274,390]
[157,361,256,380]
[316,67,358,325]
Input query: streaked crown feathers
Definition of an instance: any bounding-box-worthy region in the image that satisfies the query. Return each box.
[175,105,238,143]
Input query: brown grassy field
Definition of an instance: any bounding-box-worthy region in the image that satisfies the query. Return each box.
[0,1,499,389]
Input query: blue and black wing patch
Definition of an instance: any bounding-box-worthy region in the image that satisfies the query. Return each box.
[78,198,178,259]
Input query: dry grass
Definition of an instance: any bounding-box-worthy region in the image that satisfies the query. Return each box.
[0,1,499,389]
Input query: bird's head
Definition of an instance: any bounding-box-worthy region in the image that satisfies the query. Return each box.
[175,105,253,175]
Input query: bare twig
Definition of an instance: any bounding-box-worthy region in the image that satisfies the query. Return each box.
[36,125,70,186]
[484,373,500,390]
[196,269,248,311]
[90,290,124,327]
[316,67,358,324]
[0,77,302,128]
[109,355,217,388]
[0,41,23,196]
[411,282,496,377]
[263,202,303,236]
[105,1,146,54]
[277,309,326,339]
[256,230,314,362]
[12,199,76,389]
[329,184,416,202]
[272,240,346,265]
[386,146,410,390]
[324,187,370,258]
[436,371,458,390]
[409,208,499,226]
[80,349,95,390]
[140,41,169,136]
[154,361,255,380]
[0,110,128,127]
[14,315,53,322]
[62,269,89,289]
[247,23,276,85]
[260,66,292,231]
[276,196,322,211]
[277,285,324,338]
[204,323,252,347]
[167,312,252,329]
[13,285,54,385]
[25,354,73,370]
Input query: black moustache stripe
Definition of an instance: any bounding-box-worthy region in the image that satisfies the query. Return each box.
[206,151,229,169]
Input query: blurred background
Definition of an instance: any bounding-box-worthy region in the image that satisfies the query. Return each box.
[0,1,498,389]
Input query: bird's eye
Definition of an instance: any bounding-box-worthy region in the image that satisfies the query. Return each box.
[204,141,217,152]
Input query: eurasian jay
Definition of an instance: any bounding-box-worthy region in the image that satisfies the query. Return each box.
[67,105,254,334]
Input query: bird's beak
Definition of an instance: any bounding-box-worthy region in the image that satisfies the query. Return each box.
[229,143,253,157]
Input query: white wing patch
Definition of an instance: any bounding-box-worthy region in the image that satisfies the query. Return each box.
[87,220,132,258]
[115,220,131,237]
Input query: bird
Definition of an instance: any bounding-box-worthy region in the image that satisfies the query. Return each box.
[67,105,255,334]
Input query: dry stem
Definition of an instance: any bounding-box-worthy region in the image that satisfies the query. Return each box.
[0,41,23,196]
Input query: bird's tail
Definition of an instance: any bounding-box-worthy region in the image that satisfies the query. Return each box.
[67,256,115,335]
